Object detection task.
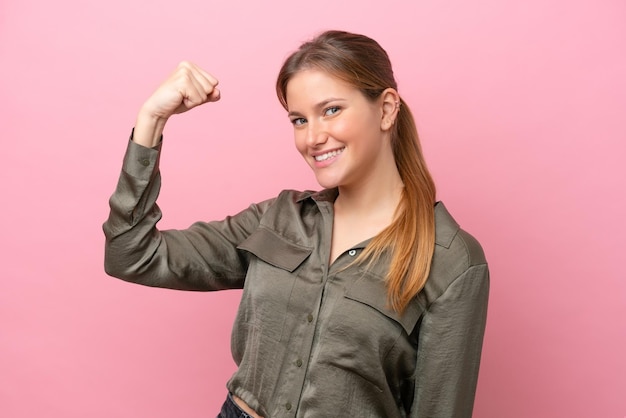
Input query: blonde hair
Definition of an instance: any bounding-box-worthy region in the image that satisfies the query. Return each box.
[276,31,436,314]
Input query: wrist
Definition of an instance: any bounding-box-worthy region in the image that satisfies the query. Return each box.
[133,109,167,148]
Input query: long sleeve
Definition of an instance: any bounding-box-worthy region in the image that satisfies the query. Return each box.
[411,263,490,417]
[103,138,273,291]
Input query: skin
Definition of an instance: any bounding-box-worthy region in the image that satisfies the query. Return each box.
[133,61,221,148]
[132,62,403,417]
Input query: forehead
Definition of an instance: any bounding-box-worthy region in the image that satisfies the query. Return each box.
[285,69,360,107]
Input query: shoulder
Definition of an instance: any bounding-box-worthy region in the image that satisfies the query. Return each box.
[237,189,325,260]
[433,202,486,268]
[420,202,488,303]
[249,188,328,236]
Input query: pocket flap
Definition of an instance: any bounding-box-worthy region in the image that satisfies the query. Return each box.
[238,227,313,272]
[345,273,424,334]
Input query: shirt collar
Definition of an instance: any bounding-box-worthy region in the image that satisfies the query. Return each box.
[297,191,460,248]
[434,202,460,248]
[296,188,339,203]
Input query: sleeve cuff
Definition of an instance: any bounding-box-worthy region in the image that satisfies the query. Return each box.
[122,128,162,179]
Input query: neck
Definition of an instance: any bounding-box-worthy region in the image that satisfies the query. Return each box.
[335,169,404,220]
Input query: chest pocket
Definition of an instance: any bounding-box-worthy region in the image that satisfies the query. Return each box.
[316,270,425,392]
[237,227,313,341]
[345,273,424,335]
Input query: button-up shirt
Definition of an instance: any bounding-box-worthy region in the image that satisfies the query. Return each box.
[103,138,489,417]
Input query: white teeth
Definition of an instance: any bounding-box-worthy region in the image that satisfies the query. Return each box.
[314,148,344,162]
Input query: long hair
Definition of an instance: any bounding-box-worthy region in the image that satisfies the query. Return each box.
[276,30,436,314]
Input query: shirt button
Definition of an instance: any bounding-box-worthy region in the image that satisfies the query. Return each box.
[296,359,303,367]
[307,314,313,323]
[285,402,292,411]
[140,158,150,167]
[348,249,357,256]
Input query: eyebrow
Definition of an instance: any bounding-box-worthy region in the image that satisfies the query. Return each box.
[287,97,346,117]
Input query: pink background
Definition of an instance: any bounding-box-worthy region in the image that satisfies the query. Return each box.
[1,0,624,417]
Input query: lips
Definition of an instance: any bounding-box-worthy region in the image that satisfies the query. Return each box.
[314,147,345,162]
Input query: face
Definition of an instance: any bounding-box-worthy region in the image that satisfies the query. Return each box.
[285,69,393,190]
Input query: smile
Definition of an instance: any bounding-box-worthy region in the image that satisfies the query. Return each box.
[314,148,345,162]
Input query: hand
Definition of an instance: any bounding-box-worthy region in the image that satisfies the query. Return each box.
[133,62,220,147]
[142,61,221,120]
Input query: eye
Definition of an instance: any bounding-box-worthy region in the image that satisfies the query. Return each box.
[290,117,307,126]
[324,106,341,116]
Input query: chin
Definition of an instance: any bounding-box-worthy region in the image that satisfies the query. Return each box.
[313,176,335,189]
[315,177,343,190]
[311,166,350,189]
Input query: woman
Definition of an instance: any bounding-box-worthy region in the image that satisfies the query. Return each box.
[104,30,489,418]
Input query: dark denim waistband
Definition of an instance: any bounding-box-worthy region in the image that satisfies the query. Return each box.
[217,393,253,418]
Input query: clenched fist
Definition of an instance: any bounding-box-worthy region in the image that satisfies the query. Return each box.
[133,62,220,148]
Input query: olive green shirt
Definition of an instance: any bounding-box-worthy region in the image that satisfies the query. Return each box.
[103,138,489,417]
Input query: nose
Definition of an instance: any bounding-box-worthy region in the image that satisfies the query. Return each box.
[305,121,328,147]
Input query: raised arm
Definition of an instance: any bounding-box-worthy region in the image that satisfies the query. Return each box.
[103,62,266,291]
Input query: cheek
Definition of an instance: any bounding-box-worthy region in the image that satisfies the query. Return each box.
[329,119,351,137]
[293,131,308,156]
[330,116,365,142]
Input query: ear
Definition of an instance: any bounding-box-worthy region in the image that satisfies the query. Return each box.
[380,88,401,132]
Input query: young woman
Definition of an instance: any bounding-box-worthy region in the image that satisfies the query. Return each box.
[104,30,489,418]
